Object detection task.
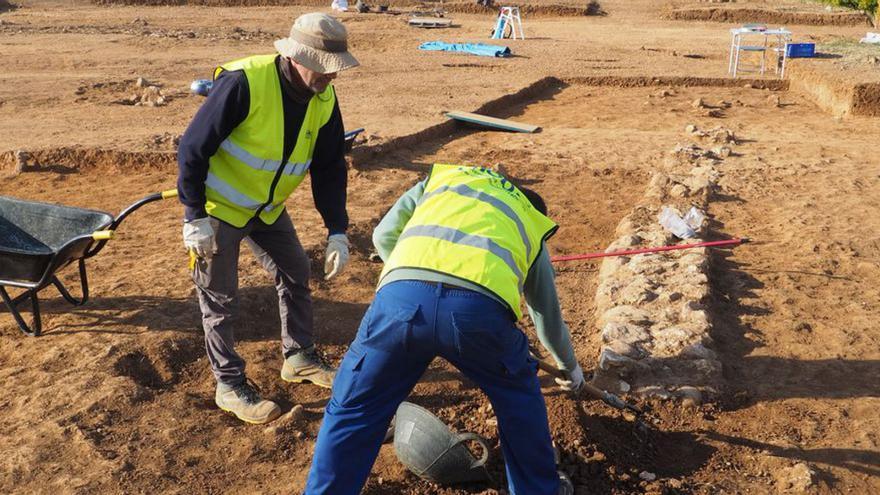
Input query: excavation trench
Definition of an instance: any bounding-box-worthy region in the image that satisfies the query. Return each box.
[0,75,871,493]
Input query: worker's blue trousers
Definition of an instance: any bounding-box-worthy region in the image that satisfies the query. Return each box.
[304,280,559,495]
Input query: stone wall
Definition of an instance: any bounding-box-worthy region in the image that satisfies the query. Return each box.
[590,125,735,404]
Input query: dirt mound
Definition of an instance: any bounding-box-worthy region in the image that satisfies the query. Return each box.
[787,61,880,118]
[853,82,880,117]
[563,75,789,90]
[0,147,176,174]
[0,18,274,40]
[667,7,872,26]
[90,0,602,16]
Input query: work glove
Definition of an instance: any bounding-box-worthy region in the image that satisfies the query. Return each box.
[555,363,585,394]
[324,233,350,280]
[183,217,218,260]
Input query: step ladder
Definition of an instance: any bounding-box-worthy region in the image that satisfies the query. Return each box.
[491,6,524,40]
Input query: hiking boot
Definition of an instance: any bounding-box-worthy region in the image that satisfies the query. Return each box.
[281,346,336,389]
[215,380,281,425]
[558,470,574,495]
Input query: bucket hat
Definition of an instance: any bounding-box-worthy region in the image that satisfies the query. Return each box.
[274,13,359,74]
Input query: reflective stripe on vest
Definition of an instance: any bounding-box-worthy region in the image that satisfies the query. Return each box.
[397,224,525,289]
[204,54,335,228]
[205,172,277,213]
[418,183,532,261]
[219,138,312,176]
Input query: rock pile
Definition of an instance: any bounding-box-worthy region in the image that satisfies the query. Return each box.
[119,78,168,107]
[591,125,732,402]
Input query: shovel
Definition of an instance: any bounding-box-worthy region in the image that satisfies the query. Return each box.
[530,352,652,435]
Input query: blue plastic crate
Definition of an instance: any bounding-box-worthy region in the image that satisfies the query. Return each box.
[785,43,815,58]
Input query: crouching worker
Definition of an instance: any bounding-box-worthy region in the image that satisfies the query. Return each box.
[304,164,584,494]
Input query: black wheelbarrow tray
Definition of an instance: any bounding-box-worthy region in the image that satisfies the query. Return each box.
[0,189,178,336]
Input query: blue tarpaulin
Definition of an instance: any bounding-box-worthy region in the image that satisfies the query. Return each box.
[418,41,511,58]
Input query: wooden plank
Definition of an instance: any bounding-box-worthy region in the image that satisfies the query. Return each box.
[445,111,540,133]
[408,17,452,28]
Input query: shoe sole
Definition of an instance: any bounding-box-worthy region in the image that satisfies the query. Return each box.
[216,404,281,425]
[280,372,333,389]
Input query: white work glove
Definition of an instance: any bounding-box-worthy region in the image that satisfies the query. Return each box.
[324,233,350,280]
[183,217,218,259]
[555,364,585,394]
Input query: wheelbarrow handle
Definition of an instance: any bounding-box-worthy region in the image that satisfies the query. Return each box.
[108,188,178,231]
[85,188,178,257]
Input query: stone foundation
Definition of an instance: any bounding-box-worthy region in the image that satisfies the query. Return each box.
[591,126,732,404]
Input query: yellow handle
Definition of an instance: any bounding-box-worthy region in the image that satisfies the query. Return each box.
[92,230,115,240]
[189,249,197,271]
[161,189,179,200]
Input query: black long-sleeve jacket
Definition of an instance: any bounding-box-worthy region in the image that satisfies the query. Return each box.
[176,56,348,234]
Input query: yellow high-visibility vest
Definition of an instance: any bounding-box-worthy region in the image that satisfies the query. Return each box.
[380,164,558,319]
[205,54,336,227]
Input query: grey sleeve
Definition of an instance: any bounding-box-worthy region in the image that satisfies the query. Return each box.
[525,246,579,373]
[372,180,426,261]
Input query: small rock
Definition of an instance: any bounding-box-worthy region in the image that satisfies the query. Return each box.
[705,109,724,118]
[712,146,732,158]
[639,471,657,481]
[633,386,672,399]
[601,322,651,345]
[743,83,753,89]
[767,94,782,108]
[776,462,816,492]
[598,349,637,371]
[676,386,703,406]
[691,98,705,108]
[670,183,690,198]
[685,124,698,134]
[795,322,812,333]
[604,341,642,359]
[279,404,304,424]
[135,77,148,88]
[14,149,28,174]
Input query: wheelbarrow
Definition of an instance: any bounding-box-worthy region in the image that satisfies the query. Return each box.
[0,189,178,336]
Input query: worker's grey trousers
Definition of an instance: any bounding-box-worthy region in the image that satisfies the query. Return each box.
[193,209,313,386]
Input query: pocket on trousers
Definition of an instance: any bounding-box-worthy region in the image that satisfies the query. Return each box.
[500,349,538,379]
[360,297,420,352]
[332,346,367,408]
[451,312,516,363]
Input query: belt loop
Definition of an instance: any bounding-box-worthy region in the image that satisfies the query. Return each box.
[435,281,443,297]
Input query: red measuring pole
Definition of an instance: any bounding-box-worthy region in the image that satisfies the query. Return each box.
[550,238,749,263]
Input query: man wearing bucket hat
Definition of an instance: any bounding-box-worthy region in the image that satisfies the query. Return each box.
[177,13,358,424]
[304,165,582,494]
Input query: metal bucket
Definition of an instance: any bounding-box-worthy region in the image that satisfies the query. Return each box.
[393,401,491,485]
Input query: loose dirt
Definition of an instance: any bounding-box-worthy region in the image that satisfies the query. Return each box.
[1,1,878,494]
